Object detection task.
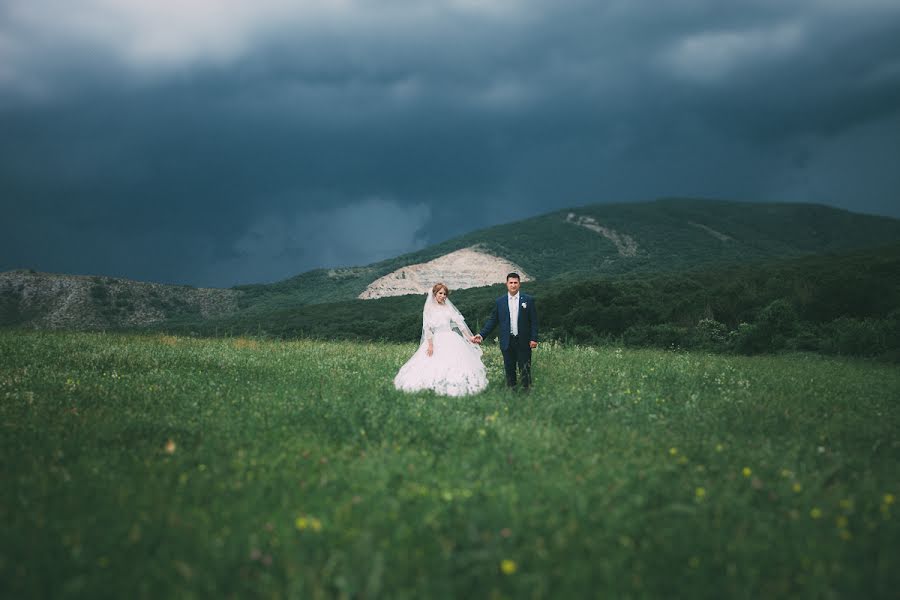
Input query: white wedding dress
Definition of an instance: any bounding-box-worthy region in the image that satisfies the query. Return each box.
[394,293,488,397]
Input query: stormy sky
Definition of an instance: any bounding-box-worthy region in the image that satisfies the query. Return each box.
[2,1,900,287]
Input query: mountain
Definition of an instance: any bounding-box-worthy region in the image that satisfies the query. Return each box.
[158,241,900,360]
[232,198,900,311]
[0,271,239,330]
[3,198,900,331]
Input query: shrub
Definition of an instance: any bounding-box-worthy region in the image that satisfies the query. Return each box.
[624,323,689,349]
[821,317,886,357]
[691,318,729,350]
[734,299,798,354]
[90,284,109,303]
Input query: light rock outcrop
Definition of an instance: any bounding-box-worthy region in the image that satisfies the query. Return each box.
[358,247,530,300]
[565,213,639,257]
[688,221,733,242]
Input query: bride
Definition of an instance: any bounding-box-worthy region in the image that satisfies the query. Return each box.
[394,283,488,397]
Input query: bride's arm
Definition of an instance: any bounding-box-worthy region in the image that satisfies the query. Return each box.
[424,315,435,356]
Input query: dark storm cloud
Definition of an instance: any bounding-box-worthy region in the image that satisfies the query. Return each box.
[2,1,899,286]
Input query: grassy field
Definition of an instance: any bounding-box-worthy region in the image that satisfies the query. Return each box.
[1,331,898,598]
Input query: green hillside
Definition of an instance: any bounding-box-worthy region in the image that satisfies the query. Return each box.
[4,199,900,335]
[160,242,900,360]
[233,198,900,313]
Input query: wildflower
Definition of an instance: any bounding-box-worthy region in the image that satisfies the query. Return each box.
[792,483,803,493]
[742,467,752,478]
[810,507,822,519]
[839,530,852,541]
[164,439,177,454]
[839,498,853,511]
[884,493,895,506]
[669,447,678,456]
[500,559,517,575]
[695,487,706,499]
[780,469,793,478]
[310,518,323,532]
[836,516,848,529]
[715,444,724,452]
[295,516,308,530]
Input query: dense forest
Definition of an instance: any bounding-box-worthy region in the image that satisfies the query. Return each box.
[159,242,900,360]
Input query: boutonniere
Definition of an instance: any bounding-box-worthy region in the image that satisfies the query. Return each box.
[521,302,527,309]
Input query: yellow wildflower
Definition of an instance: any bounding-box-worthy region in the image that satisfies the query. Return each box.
[742,467,752,478]
[884,493,895,506]
[695,487,706,499]
[295,516,308,530]
[500,559,517,575]
[836,516,848,529]
[669,447,678,456]
[810,507,822,519]
[310,518,323,532]
[792,483,803,493]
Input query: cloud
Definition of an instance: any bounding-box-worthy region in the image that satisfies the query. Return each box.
[2,0,900,286]
[767,111,900,213]
[0,0,539,88]
[660,21,807,83]
[203,197,432,286]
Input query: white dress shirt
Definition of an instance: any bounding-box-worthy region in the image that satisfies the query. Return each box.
[508,293,519,336]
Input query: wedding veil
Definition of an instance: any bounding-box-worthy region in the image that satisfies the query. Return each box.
[420,290,483,357]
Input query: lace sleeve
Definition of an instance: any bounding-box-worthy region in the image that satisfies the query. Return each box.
[424,313,436,341]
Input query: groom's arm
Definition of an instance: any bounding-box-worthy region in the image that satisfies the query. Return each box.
[478,300,500,339]
[528,296,539,348]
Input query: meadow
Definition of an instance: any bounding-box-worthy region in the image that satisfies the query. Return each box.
[1,330,898,598]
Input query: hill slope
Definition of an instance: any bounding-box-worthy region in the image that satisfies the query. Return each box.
[162,242,900,361]
[4,198,900,330]
[233,198,900,311]
[0,271,240,330]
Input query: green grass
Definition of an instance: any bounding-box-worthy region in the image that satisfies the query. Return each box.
[2,331,899,598]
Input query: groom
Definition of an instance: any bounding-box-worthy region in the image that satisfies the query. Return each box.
[472,272,539,390]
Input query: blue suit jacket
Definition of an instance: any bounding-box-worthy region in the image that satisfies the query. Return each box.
[479,292,539,351]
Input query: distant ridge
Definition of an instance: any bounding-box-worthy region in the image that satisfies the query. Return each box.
[0,270,239,330]
[233,198,900,309]
[4,198,900,330]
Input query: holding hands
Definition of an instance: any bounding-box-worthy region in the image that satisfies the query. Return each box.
[469,334,537,349]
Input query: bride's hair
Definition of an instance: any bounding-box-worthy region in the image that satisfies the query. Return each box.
[432,282,450,296]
